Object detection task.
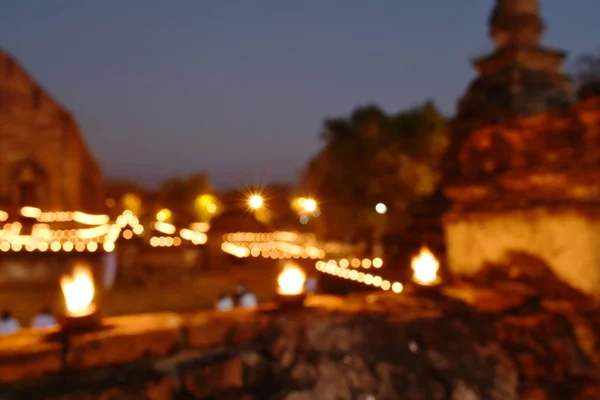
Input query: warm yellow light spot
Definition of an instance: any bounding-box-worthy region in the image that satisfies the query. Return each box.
[87,242,98,252]
[103,242,115,252]
[123,229,133,239]
[372,257,383,268]
[20,206,42,219]
[392,282,403,293]
[72,212,109,226]
[277,262,306,295]
[206,203,217,213]
[411,246,440,286]
[156,209,171,222]
[154,221,176,235]
[60,265,96,317]
[248,194,263,210]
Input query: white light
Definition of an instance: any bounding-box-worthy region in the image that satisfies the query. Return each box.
[248,195,263,209]
[154,221,176,235]
[303,199,317,213]
[375,203,387,214]
[277,263,306,295]
[20,207,42,219]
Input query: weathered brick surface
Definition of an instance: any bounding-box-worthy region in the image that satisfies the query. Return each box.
[48,377,174,400]
[0,328,62,384]
[0,50,103,211]
[183,357,243,398]
[186,308,269,349]
[66,313,182,370]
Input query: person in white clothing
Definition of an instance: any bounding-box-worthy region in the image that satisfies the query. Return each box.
[215,294,234,311]
[239,291,258,308]
[0,310,20,336]
[31,308,58,329]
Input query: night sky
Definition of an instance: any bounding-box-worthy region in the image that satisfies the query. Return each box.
[1,1,597,189]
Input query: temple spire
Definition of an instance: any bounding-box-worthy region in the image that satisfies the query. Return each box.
[490,0,544,47]
[454,0,573,124]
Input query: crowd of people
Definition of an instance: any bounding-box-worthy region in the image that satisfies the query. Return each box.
[215,283,258,311]
[0,308,57,336]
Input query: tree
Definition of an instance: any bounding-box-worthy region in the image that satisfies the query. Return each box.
[572,51,600,99]
[104,179,147,217]
[301,102,448,240]
[156,173,219,223]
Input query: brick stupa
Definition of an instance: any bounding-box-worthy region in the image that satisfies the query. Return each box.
[442,0,600,297]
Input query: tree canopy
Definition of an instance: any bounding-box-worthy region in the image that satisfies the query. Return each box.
[156,173,219,223]
[572,51,600,99]
[301,101,448,239]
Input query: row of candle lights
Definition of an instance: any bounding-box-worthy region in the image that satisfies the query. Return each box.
[223,231,302,243]
[316,260,403,292]
[222,232,355,256]
[220,241,326,259]
[317,247,441,290]
[0,207,209,253]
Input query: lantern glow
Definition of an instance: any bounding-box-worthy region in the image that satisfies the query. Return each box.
[60,265,96,317]
[411,247,441,286]
[277,262,306,295]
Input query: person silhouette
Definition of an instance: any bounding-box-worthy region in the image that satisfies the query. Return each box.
[0,310,20,335]
[31,308,57,329]
[239,290,258,309]
[215,293,234,311]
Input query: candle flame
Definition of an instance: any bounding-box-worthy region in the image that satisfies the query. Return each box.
[411,247,440,286]
[60,265,96,317]
[277,262,306,295]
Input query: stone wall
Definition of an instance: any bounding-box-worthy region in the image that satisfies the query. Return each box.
[2,286,600,399]
[444,207,600,296]
[444,98,600,298]
[0,50,103,212]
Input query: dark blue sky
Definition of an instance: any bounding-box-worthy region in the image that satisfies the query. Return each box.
[1,1,597,189]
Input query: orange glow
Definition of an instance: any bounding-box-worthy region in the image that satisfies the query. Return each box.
[277,262,306,295]
[411,247,440,286]
[156,209,171,222]
[60,265,96,317]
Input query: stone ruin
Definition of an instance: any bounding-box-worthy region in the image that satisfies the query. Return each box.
[443,0,600,297]
[1,286,600,399]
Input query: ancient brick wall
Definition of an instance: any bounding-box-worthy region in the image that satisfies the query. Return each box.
[443,98,600,297]
[0,50,103,212]
[1,288,600,399]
